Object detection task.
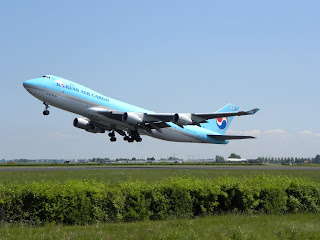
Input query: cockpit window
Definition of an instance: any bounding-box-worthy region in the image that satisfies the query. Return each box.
[42,76,51,79]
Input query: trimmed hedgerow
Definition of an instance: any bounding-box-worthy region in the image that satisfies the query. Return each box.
[0,175,319,224]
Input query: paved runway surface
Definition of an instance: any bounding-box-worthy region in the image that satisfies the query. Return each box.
[0,165,319,172]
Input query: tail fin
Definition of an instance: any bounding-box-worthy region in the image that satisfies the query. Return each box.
[200,104,239,134]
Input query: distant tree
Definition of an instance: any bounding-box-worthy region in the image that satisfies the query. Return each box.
[257,157,264,164]
[314,154,320,164]
[16,159,30,163]
[228,153,241,159]
[215,155,225,163]
[290,157,294,163]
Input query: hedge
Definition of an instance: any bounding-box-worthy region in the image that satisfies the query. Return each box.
[0,175,319,224]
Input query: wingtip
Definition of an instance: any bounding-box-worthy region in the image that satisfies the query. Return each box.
[248,108,260,114]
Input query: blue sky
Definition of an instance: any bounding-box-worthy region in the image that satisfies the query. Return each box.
[1,1,319,160]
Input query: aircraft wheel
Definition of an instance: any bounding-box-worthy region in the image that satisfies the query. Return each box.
[110,137,116,142]
[124,136,129,141]
[43,110,50,115]
[108,131,115,137]
[128,138,134,143]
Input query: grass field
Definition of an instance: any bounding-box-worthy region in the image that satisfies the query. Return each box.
[0,213,319,240]
[0,165,319,239]
[0,166,319,184]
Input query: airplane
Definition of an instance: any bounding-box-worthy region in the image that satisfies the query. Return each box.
[23,75,259,144]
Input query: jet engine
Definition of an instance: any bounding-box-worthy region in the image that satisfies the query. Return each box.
[73,118,105,133]
[73,118,92,130]
[173,113,193,126]
[122,112,143,125]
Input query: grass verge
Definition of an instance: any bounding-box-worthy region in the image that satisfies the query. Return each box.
[0,168,320,184]
[0,213,319,240]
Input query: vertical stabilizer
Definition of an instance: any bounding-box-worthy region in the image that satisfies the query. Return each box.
[200,104,239,134]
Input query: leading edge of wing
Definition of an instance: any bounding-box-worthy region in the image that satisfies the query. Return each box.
[208,134,256,140]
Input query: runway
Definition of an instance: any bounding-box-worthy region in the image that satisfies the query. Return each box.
[0,165,319,172]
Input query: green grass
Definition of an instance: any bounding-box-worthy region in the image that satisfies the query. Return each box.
[0,167,320,184]
[0,213,319,240]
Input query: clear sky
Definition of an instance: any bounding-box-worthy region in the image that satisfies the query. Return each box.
[1,0,319,160]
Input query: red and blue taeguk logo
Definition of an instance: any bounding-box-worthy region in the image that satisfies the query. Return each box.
[216,117,228,129]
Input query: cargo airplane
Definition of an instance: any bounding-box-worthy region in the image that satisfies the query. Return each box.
[23,75,259,143]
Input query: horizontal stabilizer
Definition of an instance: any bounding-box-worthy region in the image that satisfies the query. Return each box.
[208,135,255,140]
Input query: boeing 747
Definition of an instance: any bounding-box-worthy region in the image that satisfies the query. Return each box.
[23,75,259,143]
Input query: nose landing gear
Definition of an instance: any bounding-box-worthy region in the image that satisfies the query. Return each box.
[43,102,50,115]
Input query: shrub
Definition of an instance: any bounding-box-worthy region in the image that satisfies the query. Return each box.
[0,176,318,224]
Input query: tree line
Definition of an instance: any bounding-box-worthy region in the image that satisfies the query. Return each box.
[257,155,320,164]
[215,154,320,164]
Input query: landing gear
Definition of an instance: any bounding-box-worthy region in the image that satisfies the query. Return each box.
[43,102,50,115]
[123,136,130,141]
[43,110,49,115]
[108,131,116,142]
[109,130,142,143]
[123,131,142,143]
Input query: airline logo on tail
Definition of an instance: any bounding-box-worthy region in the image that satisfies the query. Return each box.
[216,117,228,129]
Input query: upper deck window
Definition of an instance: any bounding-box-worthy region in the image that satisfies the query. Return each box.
[42,76,51,79]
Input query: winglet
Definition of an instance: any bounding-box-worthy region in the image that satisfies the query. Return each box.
[247,108,260,115]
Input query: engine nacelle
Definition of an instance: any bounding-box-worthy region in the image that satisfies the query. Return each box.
[73,118,105,133]
[173,113,193,126]
[122,112,143,125]
[73,118,93,130]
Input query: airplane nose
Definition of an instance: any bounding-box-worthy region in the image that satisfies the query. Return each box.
[23,78,40,89]
[23,81,31,89]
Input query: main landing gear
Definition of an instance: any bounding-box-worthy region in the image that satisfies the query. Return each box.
[108,130,142,143]
[43,102,50,115]
[124,130,142,143]
[108,131,117,142]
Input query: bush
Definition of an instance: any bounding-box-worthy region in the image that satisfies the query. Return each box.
[0,176,319,224]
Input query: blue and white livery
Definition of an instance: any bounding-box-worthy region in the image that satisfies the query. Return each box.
[23,75,259,143]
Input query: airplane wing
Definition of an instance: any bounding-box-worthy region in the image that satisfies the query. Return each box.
[146,108,259,124]
[96,108,259,126]
[77,106,259,140]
